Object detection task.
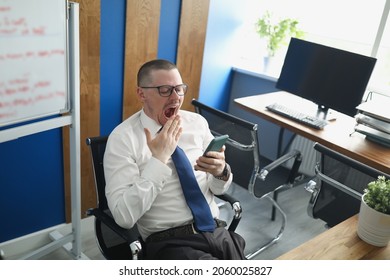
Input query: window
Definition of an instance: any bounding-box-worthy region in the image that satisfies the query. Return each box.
[370,5,390,95]
[233,0,390,96]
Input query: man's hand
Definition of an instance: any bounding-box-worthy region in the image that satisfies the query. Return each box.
[194,146,227,179]
[144,115,182,164]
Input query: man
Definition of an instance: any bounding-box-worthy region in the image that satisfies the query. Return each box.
[104,59,245,259]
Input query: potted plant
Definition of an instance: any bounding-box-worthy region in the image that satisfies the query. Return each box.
[357,175,390,246]
[255,11,304,72]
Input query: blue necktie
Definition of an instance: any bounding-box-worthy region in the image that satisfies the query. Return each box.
[171,146,215,232]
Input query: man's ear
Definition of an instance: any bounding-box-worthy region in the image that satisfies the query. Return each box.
[137,87,146,100]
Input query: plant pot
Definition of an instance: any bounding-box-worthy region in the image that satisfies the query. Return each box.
[357,193,390,246]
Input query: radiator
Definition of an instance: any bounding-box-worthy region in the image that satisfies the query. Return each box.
[286,135,316,177]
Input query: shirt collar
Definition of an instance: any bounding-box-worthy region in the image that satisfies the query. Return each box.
[140,109,162,136]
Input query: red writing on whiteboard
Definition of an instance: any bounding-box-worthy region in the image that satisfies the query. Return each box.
[0,49,65,62]
[0,74,66,120]
[0,4,50,37]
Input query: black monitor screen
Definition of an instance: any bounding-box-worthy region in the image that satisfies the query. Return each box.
[276,38,377,117]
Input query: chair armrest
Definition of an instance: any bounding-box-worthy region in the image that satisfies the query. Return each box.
[304,179,319,218]
[216,193,242,232]
[87,208,137,243]
[259,149,302,184]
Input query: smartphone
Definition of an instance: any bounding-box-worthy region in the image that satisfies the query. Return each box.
[203,134,229,156]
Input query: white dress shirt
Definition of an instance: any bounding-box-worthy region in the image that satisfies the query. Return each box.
[104,109,233,240]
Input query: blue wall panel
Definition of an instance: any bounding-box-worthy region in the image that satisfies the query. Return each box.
[199,0,238,110]
[0,128,65,242]
[100,0,126,136]
[158,0,181,62]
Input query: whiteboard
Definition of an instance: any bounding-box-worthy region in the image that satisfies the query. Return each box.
[0,0,68,127]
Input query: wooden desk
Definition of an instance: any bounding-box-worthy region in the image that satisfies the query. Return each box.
[234,91,390,175]
[277,215,390,259]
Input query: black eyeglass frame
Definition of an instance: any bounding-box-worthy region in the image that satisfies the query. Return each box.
[139,83,188,97]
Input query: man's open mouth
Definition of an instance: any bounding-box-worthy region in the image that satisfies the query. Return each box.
[164,106,177,118]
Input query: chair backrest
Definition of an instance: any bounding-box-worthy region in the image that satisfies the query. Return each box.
[191,99,295,198]
[86,136,109,211]
[309,143,389,227]
[192,99,259,191]
[86,136,141,259]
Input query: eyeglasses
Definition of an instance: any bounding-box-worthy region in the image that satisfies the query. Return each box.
[140,84,188,97]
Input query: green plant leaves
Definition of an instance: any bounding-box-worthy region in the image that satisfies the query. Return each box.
[364,176,390,215]
[255,11,304,57]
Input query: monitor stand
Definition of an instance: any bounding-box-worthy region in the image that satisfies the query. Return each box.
[316,105,337,121]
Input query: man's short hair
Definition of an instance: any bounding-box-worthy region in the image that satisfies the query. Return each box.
[137,59,178,86]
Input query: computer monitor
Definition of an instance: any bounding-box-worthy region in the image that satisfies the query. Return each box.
[276,38,377,117]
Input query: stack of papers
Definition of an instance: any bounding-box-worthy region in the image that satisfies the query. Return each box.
[356,100,390,123]
[355,100,390,148]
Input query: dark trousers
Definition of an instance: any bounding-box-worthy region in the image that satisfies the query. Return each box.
[144,227,246,260]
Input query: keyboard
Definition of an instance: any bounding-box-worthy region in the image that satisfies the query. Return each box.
[266,103,328,129]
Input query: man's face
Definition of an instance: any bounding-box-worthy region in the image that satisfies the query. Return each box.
[137,69,184,126]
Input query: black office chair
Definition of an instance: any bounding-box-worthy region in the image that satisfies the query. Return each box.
[86,135,243,260]
[305,142,389,228]
[191,99,303,259]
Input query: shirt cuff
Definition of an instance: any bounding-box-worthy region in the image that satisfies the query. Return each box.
[210,171,233,195]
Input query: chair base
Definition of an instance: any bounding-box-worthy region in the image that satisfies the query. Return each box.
[245,195,287,260]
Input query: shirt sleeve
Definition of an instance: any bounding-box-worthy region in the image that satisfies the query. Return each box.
[208,170,233,195]
[103,132,171,230]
